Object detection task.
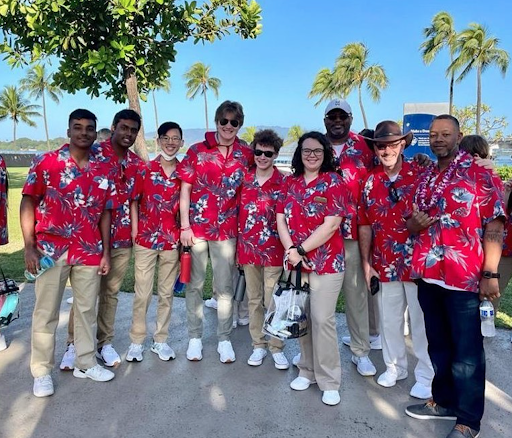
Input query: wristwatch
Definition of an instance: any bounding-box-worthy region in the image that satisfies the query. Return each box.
[297,245,307,257]
[482,271,500,279]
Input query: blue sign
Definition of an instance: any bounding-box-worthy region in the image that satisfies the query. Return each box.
[403,113,436,159]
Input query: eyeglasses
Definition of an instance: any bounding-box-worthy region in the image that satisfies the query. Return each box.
[219,118,240,128]
[388,182,401,203]
[302,148,324,157]
[375,140,402,151]
[254,149,275,158]
[325,112,351,121]
[159,136,182,143]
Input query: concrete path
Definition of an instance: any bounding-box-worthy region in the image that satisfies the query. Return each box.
[0,285,511,438]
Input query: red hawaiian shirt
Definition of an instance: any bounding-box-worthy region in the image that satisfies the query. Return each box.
[335,131,374,240]
[133,157,180,251]
[93,140,146,249]
[237,167,285,266]
[359,160,417,282]
[0,155,8,245]
[22,144,117,266]
[276,172,352,275]
[411,152,505,292]
[177,132,253,241]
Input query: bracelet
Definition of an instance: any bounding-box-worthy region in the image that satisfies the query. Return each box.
[482,271,500,279]
[181,226,191,232]
[297,245,307,257]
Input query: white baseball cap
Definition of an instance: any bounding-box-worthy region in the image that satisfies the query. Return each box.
[324,98,352,116]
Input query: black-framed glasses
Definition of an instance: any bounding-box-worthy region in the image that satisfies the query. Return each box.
[375,140,402,151]
[159,135,182,143]
[254,149,275,158]
[302,148,324,157]
[219,118,240,128]
[388,182,401,203]
[325,112,351,121]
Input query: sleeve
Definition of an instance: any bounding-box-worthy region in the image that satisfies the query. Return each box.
[22,154,46,198]
[477,168,505,226]
[176,145,197,184]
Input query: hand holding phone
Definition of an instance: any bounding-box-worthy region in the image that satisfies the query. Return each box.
[370,276,380,296]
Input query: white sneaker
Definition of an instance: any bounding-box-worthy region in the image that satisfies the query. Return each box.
[342,335,382,350]
[217,340,236,363]
[410,381,432,399]
[73,364,115,382]
[290,376,315,391]
[322,390,341,406]
[204,298,218,310]
[186,338,203,361]
[33,375,54,397]
[248,348,267,366]
[151,342,176,361]
[377,368,408,387]
[351,355,377,376]
[96,344,121,367]
[66,297,73,305]
[232,319,238,329]
[404,322,410,337]
[59,343,76,370]
[237,317,249,326]
[126,343,144,362]
[0,333,7,351]
[272,352,290,370]
[292,353,301,367]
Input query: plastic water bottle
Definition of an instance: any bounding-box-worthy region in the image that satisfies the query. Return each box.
[480,299,496,337]
[24,255,55,281]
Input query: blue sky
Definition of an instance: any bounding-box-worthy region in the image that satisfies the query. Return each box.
[0,0,511,141]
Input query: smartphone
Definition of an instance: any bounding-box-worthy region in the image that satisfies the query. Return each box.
[370,276,380,296]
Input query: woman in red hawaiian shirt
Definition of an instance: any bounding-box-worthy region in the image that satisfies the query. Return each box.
[276,131,352,407]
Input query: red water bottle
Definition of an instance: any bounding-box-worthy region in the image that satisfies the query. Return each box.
[180,246,192,283]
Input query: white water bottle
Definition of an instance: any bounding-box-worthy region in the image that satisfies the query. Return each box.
[479,299,496,337]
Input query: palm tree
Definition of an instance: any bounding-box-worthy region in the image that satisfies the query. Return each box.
[285,125,304,146]
[0,85,41,148]
[20,65,62,150]
[449,23,509,134]
[309,43,387,129]
[183,62,221,131]
[150,79,171,153]
[240,126,256,144]
[420,12,458,115]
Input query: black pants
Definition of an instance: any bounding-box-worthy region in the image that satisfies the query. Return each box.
[418,280,485,431]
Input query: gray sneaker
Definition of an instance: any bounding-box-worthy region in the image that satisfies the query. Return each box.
[405,399,457,421]
[150,342,176,361]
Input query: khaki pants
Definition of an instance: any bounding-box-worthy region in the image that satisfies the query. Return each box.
[378,281,434,386]
[129,244,179,344]
[186,238,236,341]
[243,264,283,353]
[368,290,380,337]
[342,239,370,356]
[67,247,132,347]
[31,252,101,377]
[296,271,344,391]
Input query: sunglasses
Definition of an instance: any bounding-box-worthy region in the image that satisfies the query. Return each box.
[325,112,351,121]
[388,183,401,203]
[375,140,402,151]
[219,118,240,128]
[254,149,275,158]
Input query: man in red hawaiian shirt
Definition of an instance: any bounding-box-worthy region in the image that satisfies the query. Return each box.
[0,154,8,351]
[321,98,379,377]
[21,109,117,397]
[405,115,505,438]
[60,109,145,370]
[178,100,252,364]
[358,121,433,399]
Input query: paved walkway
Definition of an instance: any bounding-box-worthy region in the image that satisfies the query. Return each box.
[0,285,511,438]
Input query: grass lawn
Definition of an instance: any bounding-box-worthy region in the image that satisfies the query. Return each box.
[1,167,511,328]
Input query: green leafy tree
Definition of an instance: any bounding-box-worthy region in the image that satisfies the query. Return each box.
[285,125,304,146]
[420,11,458,115]
[0,85,41,147]
[183,62,221,131]
[0,0,262,160]
[240,126,256,144]
[453,104,508,141]
[309,42,387,129]
[20,64,63,150]
[449,23,509,135]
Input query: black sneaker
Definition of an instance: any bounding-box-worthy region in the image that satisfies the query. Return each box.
[446,424,480,438]
[405,399,457,420]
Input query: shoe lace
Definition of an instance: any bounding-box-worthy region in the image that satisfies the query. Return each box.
[454,425,476,437]
[39,375,52,384]
[425,399,436,408]
[67,344,76,354]
[103,344,115,353]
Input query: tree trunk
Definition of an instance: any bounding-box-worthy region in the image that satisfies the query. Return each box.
[358,86,368,129]
[203,86,209,132]
[42,92,50,150]
[449,73,454,116]
[152,89,159,155]
[124,66,149,161]
[13,121,16,149]
[476,65,482,135]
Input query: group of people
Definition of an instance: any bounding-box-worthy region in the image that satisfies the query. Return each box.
[5,95,509,438]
